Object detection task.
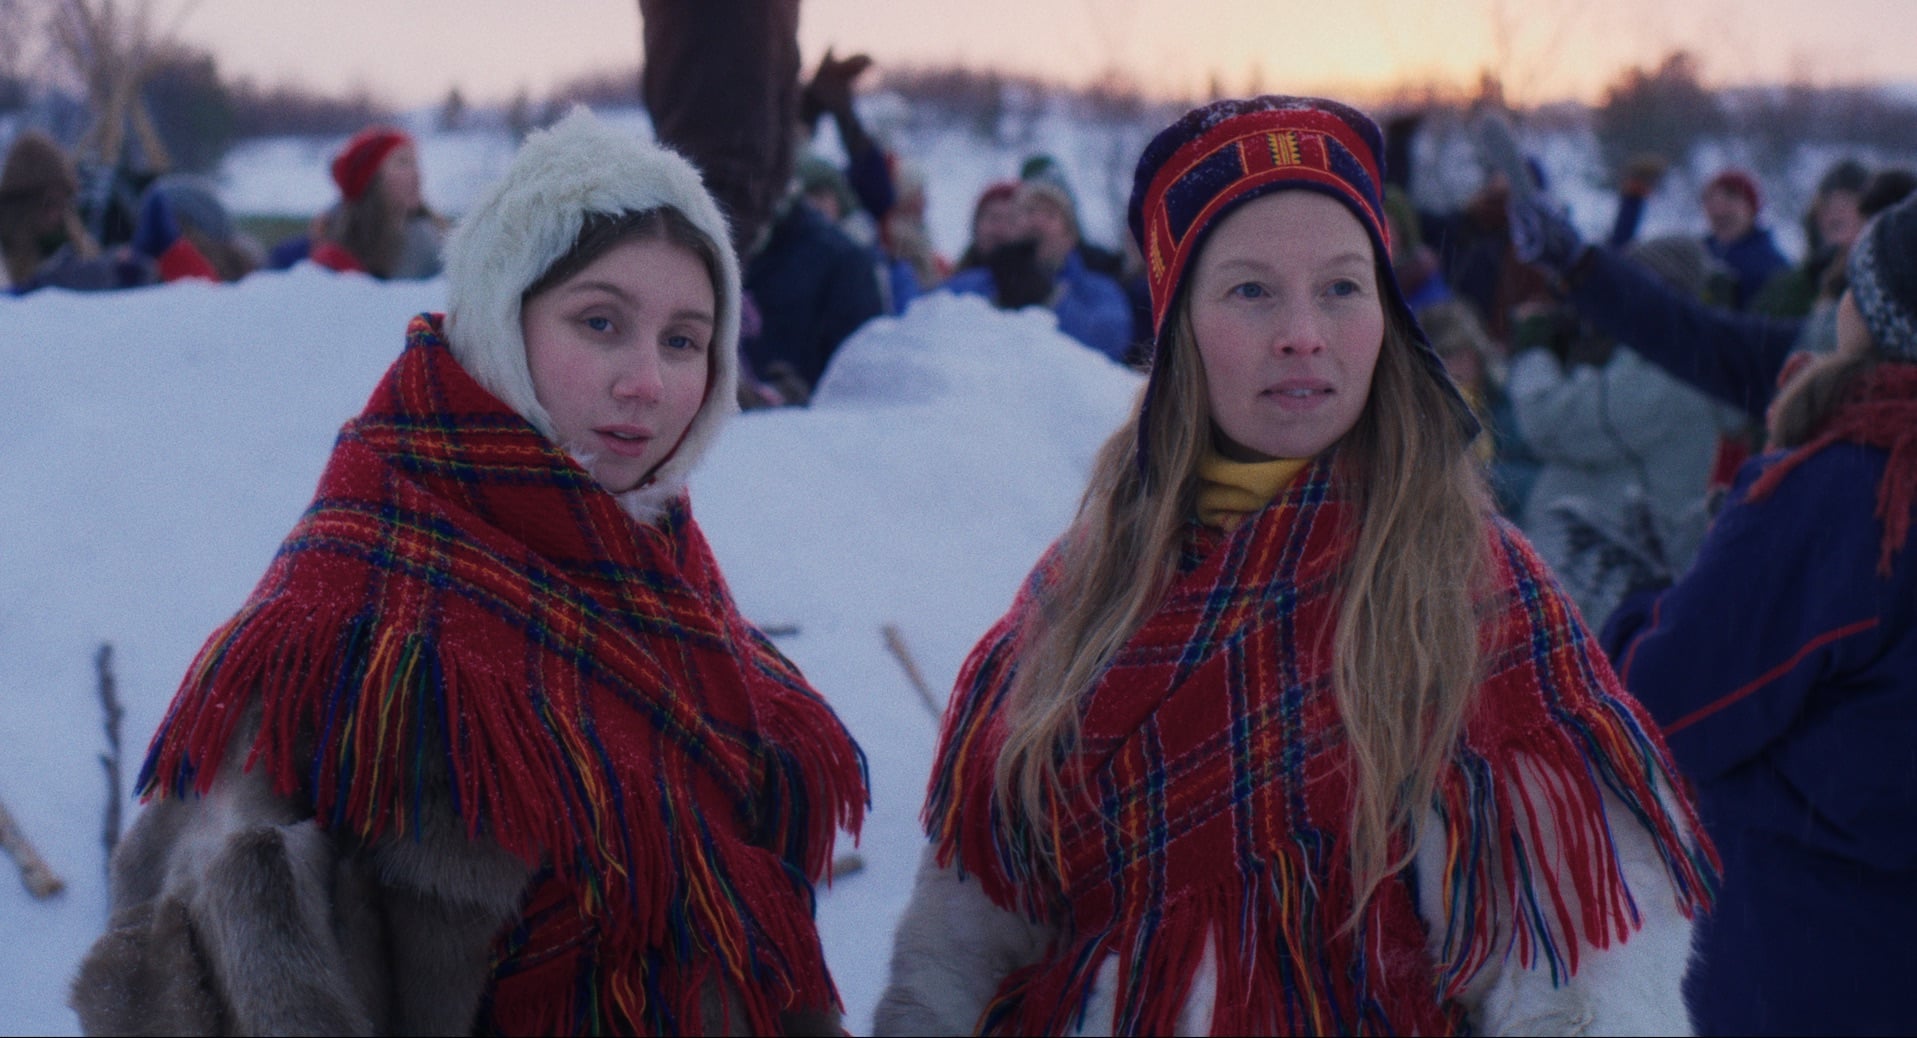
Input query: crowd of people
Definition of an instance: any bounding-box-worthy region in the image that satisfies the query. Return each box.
[0,121,453,295]
[13,21,1916,1036]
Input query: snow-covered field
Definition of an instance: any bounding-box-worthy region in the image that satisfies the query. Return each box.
[6,98,1911,1034]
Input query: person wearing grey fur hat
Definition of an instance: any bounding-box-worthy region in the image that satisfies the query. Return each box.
[70,108,866,1037]
[1600,189,1917,1037]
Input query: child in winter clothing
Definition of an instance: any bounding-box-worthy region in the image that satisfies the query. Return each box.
[69,108,866,1036]
[877,95,1713,1037]
[1602,192,1917,1037]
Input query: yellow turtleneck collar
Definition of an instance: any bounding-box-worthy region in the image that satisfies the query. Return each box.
[1196,449,1308,530]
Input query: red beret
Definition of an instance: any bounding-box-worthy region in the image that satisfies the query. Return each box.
[331,126,411,203]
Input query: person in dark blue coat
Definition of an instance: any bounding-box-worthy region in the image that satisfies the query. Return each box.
[741,191,885,402]
[1600,193,1917,1036]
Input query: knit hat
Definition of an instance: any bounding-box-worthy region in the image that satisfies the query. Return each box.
[1018,176,1077,230]
[1704,168,1761,213]
[1020,154,1074,202]
[1846,191,1917,361]
[442,106,743,520]
[0,130,78,203]
[1126,95,1476,448]
[795,153,858,219]
[330,125,411,202]
[145,173,233,241]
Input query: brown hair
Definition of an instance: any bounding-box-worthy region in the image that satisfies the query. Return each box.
[1768,349,1883,450]
[996,277,1491,926]
[522,207,722,306]
[327,177,409,279]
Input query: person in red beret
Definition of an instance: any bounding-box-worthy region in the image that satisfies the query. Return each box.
[304,125,448,280]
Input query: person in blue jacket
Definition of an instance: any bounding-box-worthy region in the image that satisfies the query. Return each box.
[1599,193,1917,1036]
[1699,167,1791,310]
[941,177,1134,363]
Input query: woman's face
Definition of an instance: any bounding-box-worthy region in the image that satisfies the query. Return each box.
[521,236,715,494]
[1188,190,1385,461]
[1816,189,1865,251]
[378,143,422,213]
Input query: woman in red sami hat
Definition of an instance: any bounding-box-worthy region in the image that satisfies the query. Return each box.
[876,96,1716,1036]
[308,124,448,279]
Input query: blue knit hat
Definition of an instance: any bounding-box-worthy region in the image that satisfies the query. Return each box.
[1126,95,1477,455]
[1848,191,1917,361]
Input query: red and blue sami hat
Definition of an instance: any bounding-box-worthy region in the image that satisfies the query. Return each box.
[1127,96,1477,449]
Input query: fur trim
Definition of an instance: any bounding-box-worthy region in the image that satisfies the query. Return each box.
[442,105,742,523]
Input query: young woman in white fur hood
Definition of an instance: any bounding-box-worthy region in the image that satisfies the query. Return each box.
[69,108,867,1037]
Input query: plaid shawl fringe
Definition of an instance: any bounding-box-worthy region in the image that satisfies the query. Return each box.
[136,314,867,1034]
[926,460,1715,1035]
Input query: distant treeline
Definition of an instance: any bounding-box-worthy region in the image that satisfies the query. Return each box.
[3,35,1914,188]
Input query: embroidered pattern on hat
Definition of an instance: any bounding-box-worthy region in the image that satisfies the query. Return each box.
[1140,108,1390,340]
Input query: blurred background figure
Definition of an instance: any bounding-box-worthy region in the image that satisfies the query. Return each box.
[1416,296,1537,519]
[742,151,886,405]
[2,129,216,294]
[941,172,1133,363]
[1699,167,1789,310]
[139,173,260,283]
[954,180,1025,272]
[270,126,446,279]
[1507,234,1749,630]
[1750,157,1870,333]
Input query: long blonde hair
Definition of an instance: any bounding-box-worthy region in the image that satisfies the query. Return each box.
[995,292,1492,921]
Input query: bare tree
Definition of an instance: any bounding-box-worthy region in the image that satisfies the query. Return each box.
[48,0,201,170]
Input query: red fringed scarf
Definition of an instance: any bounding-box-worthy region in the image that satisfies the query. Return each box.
[138,314,867,1035]
[926,458,1715,1035]
[1752,361,1917,574]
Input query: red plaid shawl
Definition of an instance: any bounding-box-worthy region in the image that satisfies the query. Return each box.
[927,457,1714,1035]
[138,314,867,1035]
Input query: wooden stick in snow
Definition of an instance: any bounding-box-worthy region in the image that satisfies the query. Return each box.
[97,641,124,862]
[881,624,943,721]
[0,794,65,900]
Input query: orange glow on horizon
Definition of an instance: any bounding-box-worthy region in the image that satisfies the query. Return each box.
[163,0,1913,113]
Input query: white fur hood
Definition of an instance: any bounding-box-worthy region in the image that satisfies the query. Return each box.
[441,106,742,522]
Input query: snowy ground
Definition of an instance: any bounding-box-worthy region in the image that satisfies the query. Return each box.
[0,266,1138,1035]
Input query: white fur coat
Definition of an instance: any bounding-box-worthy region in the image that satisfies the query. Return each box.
[875,767,1700,1037]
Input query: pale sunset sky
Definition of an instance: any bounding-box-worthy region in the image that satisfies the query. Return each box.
[167,0,1914,109]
